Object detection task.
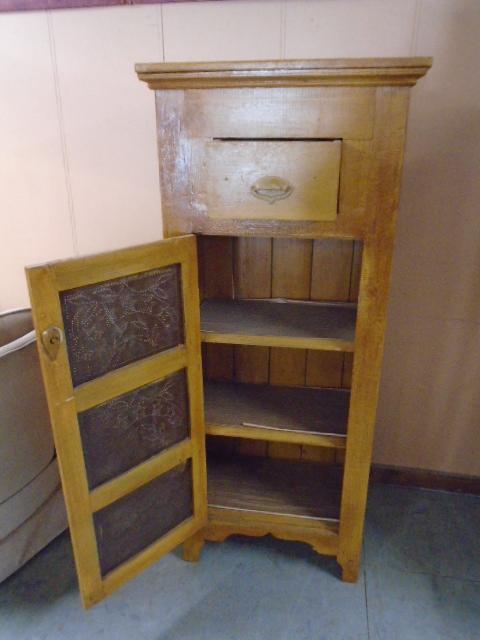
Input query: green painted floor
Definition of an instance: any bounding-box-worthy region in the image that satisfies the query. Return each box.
[1,484,479,639]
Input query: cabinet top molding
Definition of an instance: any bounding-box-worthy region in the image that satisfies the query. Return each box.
[135,57,432,89]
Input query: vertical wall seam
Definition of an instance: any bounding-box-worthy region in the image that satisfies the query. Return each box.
[410,0,423,55]
[279,0,287,59]
[160,3,166,61]
[46,10,78,256]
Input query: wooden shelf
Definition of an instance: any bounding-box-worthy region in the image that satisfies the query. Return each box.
[200,299,356,351]
[207,455,342,522]
[205,380,349,448]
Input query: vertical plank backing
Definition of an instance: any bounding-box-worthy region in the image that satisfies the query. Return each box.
[198,236,235,456]
[233,237,272,387]
[307,237,355,384]
[234,237,272,299]
[268,239,312,459]
[303,238,355,463]
[233,237,272,456]
[310,238,354,301]
[198,236,235,382]
[198,236,234,300]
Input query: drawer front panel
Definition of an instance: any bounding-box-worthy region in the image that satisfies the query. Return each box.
[200,140,341,222]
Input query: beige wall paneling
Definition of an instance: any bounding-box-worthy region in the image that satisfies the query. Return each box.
[50,6,163,256]
[377,311,480,477]
[0,12,74,311]
[284,0,417,58]
[376,0,480,476]
[162,0,283,62]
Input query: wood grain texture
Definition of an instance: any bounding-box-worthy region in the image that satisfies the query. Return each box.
[269,238,313,459]
[90,439,192,513]
[203,344,234,381]
[305,351,344,388]
[233,237,272,299]
[180,244,208,525]
[74,346,187,412]
[271,238,312,299]
[198,236,234,299]
[184,87,375,141]
[349,240,363,302]
[50,235,192,292]
[137,58,432,89]
[307,237,355,414]
[205,380,348,449]
[200,140,341,222]
[269,348,306,387]
[232,237,271,457]
[208,456,342,520]
[233,235,271,385]
[26,265,102,608]
[197,236,235,384]
[143,58,429,584]
[201,299,356,351]
[205,507,338,557]
[337,87,412,582]
[182,529,205,563]
[152,83,379,239]
[310,238,354,301]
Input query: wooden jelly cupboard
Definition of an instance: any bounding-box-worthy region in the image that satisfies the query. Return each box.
[26,58,431,608]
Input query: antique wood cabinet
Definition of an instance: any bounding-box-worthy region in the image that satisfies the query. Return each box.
[26,58,431,608]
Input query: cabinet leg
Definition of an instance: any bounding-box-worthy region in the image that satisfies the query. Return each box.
[340,560,360,583]
[183,530,205,562]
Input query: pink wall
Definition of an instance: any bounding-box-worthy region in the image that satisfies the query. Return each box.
[1,0,479,476]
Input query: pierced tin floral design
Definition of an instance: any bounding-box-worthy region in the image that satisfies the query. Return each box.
[94,462,193,576]
[60,265,183,386]
[78,370,190,489]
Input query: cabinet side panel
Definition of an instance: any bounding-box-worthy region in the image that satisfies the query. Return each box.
[155,90,193,237]
[338,87,411,581]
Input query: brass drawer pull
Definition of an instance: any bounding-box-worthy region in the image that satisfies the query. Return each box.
[250,176,294,204]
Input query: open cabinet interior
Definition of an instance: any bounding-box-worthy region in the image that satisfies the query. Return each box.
[197,235,362,524]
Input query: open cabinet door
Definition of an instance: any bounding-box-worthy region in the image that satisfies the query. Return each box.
[26,235,207,608]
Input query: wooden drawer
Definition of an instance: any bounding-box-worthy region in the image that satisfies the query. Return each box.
[199,140,341,222]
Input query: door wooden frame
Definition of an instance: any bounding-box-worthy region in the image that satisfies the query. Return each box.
[26,234,207,608]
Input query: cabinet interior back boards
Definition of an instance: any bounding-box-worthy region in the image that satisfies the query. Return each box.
[26,57,431,608]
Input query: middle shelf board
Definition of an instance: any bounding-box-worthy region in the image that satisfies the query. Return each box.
[205,380,349,448]
[208,455,342,522]
[200,299,356,351]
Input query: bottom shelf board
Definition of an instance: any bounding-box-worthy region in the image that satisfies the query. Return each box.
[207,455,342,522]
[204,380,349,446]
